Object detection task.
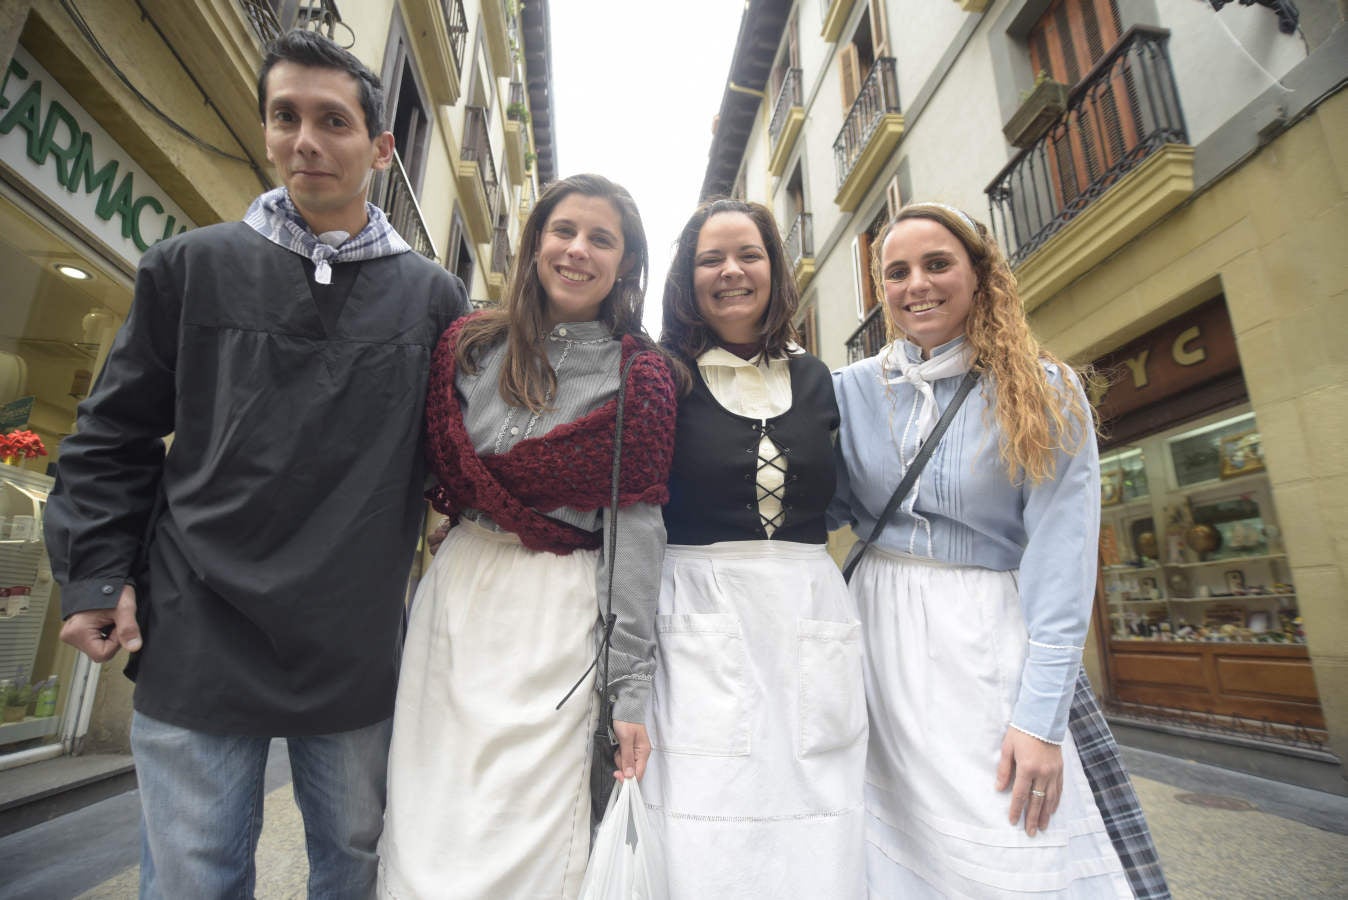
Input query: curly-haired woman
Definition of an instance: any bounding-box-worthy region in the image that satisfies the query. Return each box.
[830,202,1158,897]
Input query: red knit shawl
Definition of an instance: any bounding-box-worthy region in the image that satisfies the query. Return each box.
[424,314,677,554]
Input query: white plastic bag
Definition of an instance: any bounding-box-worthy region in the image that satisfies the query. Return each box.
[578,777,668,900]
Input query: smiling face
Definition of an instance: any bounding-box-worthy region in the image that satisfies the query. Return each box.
[263,62,394,236]
[535,193,630,326]
[692,212,773,345]
[880,217,980,355]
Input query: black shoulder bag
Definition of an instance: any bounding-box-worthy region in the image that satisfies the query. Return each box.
[554,351,644,825]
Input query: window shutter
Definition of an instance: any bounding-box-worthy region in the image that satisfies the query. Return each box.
[869,0,889,57]
[839,43,861,109]
[856,233,877,315]
[1029,0,1121,85]
[885,174,903,221]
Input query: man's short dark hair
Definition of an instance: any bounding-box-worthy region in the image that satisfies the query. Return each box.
[257,30,386,138]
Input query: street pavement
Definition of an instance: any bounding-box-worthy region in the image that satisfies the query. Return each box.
[1,743,1345,899]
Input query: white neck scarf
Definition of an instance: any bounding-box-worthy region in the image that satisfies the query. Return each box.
[879,338,974,443]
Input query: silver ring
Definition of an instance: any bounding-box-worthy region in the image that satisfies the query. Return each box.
[1030,788,1046,798]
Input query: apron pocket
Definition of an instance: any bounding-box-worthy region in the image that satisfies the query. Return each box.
[797,618,866,757]
[652,613,750,757]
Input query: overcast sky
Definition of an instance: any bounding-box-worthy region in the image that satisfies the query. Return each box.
[548,1,747,336]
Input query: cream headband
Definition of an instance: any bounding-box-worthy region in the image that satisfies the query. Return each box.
[904,202,978,234]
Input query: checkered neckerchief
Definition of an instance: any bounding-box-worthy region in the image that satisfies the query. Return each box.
[243,187,410,284]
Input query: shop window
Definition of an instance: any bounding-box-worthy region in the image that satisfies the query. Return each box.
[1101,407,1300,646]
[0,198,129,759]
[1097,403,1324,736]
[1166,411,1257,488]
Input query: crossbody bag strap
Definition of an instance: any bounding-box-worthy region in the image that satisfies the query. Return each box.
[842,366,981,582]
[555,350,644,713]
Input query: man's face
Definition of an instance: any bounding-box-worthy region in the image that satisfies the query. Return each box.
[262,62,393,233]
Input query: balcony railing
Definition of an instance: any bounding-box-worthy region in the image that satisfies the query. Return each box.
[490,225,512,275]
[443,0,469,72]
[834,58,900,190]
[241,0,345,46]
[506,81,526,121]
[370,150,437,260]
[769,68,803,146]
[784,212,813,269]
[845,305,887,364]
[985,27,1187,267]
[462,106,500,220]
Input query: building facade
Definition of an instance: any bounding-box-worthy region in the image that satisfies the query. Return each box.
[701,0,1347,772]
[0,0,555,768]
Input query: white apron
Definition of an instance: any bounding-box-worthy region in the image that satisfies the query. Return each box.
[851,548,1131,899]
[643,540,867,899]
[378,519,599,899]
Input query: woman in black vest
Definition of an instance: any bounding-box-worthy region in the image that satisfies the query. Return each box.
[644,199,866,898]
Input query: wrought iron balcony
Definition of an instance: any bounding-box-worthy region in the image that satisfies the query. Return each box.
[506,81,527,121]
[443,0,469,72]
[985,27,1187,268]
[845,305,887,364]
[833,57,901,191]
[785,212,815,292]
[769,69,803,146]
[241,0,345,46]
[370,150,437,260]
[784,212,813,270]
[462,105,500,223]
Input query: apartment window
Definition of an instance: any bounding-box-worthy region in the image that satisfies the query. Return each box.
[786,166,805,222]
[769,11,800,109]
[797,302,819,356]
[1029,0,1121,84]
[838,0,889,109]
[382,22,432,194]
[855,207,888,318]
[448,209,475,290]
[1028,0,1136,206]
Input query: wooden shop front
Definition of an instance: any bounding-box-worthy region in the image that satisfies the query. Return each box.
[1089,298,1326,738]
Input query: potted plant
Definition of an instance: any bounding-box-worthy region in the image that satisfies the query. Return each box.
[0,429,47,466]
[1003,71,1070,149]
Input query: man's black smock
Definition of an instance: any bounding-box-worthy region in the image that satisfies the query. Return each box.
[45,222,468,735]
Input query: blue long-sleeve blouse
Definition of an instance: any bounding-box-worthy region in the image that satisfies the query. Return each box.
[827,337,1100,743]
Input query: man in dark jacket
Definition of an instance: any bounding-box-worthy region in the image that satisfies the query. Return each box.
[46,30,468,898]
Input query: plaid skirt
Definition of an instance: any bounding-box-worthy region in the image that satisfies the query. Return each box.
[1069,668,1171,899]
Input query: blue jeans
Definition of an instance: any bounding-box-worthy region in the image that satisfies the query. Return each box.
[130,710,392,900]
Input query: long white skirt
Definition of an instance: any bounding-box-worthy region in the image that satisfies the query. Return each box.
[378,519,598,899]
[852,548,1131,899]
[643,540,867,899]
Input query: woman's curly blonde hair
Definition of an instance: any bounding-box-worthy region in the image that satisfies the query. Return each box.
[871,203,1096,484]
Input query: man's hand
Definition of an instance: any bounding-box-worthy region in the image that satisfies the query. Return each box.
[59,585,142,663]
[995,726,1064,837]
[611,719,652,783]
